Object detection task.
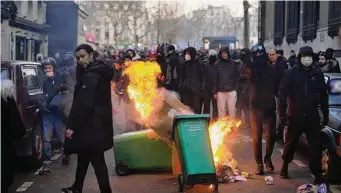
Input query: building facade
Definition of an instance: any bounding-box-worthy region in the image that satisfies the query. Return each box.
[1,0,49,61]
[259,1,341,58]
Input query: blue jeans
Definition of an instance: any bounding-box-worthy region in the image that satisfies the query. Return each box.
[42,114,66,161]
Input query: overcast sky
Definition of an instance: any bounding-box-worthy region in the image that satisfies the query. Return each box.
[146,0,258,17]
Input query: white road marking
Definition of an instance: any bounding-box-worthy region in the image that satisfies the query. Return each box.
[277,148,283,154]
[34,166,43,175]
[16,182,34,192]
[293,160,307,167]
[51,153,62,160]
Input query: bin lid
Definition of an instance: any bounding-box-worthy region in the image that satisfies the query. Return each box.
[172,114,211,139]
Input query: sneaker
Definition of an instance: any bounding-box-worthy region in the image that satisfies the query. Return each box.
[38,161,52,175]
[61,187,82,193]
[62,155,71,165]
[264,158,275,172]
[255,164,264,175]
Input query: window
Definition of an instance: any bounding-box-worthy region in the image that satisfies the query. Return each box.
[328,1,341,38]
[286,1,300,44]
[274,1,285,46]
[1,68,10,80]
[16,36,28,60]
[22,67,41,91]
[302,1,319,42]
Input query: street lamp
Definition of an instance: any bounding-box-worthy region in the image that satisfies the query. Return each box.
[243,0,251,48]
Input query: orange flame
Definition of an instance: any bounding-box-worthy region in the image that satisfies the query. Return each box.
[209,117,242,165]
[123,61,161,120]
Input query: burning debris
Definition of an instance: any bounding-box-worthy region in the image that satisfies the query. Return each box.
[208,117,243,183]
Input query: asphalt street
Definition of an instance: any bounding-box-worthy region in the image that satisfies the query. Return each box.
[9,127,341,193]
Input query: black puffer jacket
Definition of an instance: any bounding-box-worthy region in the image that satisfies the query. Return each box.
[248,54,280,113]
[178,47,203,93]
[278,55,328,119]
[212,47,239,94]
[65,61,114,154]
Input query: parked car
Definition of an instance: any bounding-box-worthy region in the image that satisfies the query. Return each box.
[320,73,341,182]
[1,61,45,167]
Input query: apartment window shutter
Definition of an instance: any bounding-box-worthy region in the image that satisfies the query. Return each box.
[286,1,300,44]
[328,1,341,38]
[274,1,285,46]
[302,1,319,42]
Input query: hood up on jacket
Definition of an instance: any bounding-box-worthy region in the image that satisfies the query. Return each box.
[1,79,16,102]
[184,47,197,61]
[86,60,115,82]
[297,46,314,68]
[218,47,230,60]
[125,49,136,57]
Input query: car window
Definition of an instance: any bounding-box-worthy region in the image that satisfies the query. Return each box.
[1,68,10,80]
[330,79,341,94]
[22,67,41,91]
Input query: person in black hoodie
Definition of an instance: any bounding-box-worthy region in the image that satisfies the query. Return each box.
[236,48,252,127]
[1,80,26,193]
[278,46,328,185]
[177,47,203,114]
[212,47,239,119]
[248,45,280,175]
[165,45,179,91]
[62,44,114,193]
[200,49,218,119]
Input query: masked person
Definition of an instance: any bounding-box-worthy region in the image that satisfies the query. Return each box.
[62,44,114,193]
[165,45,179,91]
[236,48,252,127]
[212,47,239,119]
[288,50,297,68]
[278,46,329,185]
[200,49,218,119]
[248,45,280,175]
[38,58,74,175]
[325,48,341,73]
[177,47,203,114]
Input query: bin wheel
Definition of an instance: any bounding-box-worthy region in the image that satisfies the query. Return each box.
[115,162,130,176]
[214,183,219,193]
[178,174,185,193]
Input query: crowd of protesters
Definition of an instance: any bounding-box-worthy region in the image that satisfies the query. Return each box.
[4,42,340,193]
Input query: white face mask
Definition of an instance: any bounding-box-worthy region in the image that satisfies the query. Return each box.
[301,56,313,67]
[46,71,54,77]
[185,54,191,61]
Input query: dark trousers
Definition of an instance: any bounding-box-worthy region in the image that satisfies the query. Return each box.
[282,114,322,177]
[199,94,218,120]
[250,109,276,164]
[236,98,250,125]
[73,152,111,193]
[181,90,201,114]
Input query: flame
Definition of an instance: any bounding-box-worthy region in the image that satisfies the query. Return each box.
[123,61,161,120]
[209,117,242,165]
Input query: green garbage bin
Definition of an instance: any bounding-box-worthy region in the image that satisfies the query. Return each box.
[113,129,172,176]
[172,114,218,192]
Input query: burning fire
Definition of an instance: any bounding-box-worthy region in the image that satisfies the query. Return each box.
[209,117,242,165]
[123,61,161,120]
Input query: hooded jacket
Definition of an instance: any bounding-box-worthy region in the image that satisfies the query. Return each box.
[278,46,329,120]
[1,80,26,189]
[212,47,239,94]
[42,63,75,115]
[65,61,114,154]
[178,47,203,92]
[248,54,280,113]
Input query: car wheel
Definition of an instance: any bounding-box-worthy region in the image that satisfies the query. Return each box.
[29,124,43,168]
[322,145,341,182]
